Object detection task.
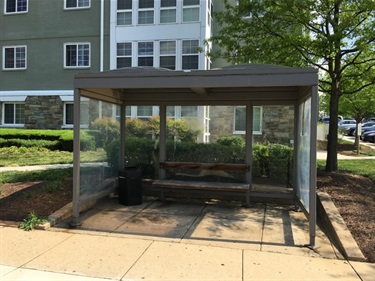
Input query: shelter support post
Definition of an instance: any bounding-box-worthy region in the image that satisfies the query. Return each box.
[120,103,126,170]
[245,105,253,207]
[309,86,319,248]
[159,105,167,200]
[71,89,82,227]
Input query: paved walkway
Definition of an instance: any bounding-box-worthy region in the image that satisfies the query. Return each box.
[1,197,374,280]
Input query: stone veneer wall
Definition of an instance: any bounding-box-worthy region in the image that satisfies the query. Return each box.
[209,105,294,145]
[24,96,64,129]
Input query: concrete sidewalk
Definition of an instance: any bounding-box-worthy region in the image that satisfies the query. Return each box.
[1,197,374,280]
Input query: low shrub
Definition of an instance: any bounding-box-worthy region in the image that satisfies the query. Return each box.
[0,138,61,150]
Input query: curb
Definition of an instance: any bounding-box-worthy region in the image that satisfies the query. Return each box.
[317,191,366,262]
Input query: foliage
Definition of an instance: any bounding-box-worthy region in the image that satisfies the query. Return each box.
[210,0,375,172]
[125,117,201,142]
[216,136,245,147]
[0,138,61,150]
[0,128,66,141]
[0,169,73,184]
[90,117,120,148]
[19,211,47,231]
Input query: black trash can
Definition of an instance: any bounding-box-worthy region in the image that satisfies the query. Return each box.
[118,167,142,206]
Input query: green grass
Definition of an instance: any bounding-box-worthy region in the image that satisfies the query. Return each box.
[0,148,106,167]
[317,159,375,181]
[0,168,73,184]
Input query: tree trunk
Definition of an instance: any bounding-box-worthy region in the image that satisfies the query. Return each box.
[325,92,339,172]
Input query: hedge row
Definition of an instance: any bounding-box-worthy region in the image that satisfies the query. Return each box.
[106,138,293,184]
[0,129,96,152]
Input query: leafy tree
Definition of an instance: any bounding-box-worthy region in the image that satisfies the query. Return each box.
[209,0,375,171]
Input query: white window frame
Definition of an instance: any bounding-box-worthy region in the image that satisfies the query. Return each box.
[117,0,132,26]
[137,41,154,66]
[64,43,91,68]
[159,40,176,70]
[117,42,132,68]
[160,0,177,24]
[63,102,89,128]
[182,0,200,23]
[2,102,25,127]
[233,106,262,135]
[138,0,154,25]
[4,0,28,14]
[64,0,91,10]
[2,45,27,70]
[182,39,199,70]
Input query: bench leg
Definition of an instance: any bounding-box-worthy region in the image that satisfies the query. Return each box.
[245,191,251,208]
[160,189,165,202]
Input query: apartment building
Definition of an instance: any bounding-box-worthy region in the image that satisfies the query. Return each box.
[0,0,295,144]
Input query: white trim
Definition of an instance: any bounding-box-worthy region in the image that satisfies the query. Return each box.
[4,0,28,15]
[64,0,91,10]
[2,45,27,70]
[0,90,73,101]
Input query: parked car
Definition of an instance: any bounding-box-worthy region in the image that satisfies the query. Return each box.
[319,116,344,124]
[360,124,375,139]
[361,130,375,143]
[346,122,375,136]
[338,119,357,130]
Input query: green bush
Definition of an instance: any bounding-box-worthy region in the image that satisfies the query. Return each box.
[90,117,120,148]
[216,136,245,147]
[0,128,65,141]
[0,138,61,150]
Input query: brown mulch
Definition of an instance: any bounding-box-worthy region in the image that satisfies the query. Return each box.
[317,171,375,263]
[0,173,374,262]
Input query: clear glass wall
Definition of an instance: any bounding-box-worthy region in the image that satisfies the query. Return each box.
[79,98,121,204]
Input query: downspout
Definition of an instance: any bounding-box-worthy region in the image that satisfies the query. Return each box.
[100,0,104,72]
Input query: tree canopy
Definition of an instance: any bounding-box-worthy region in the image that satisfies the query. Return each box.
[210,0,375,171]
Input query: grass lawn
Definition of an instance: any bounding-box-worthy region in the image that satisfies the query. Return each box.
[317,159,375,181]
[0,148,107,167]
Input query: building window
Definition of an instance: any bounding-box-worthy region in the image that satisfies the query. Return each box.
[65,0,90,9]
[5,0,27,14]
[137,106,153,120]
[3,46,26,70]
[182,40,199,70]
[138,0,154,25]
[234,106,262,134]
[64,102,89,127]
[117,0,132,25]
[3,103,25,125]
[64,103,74,125]
[160,41,176,70]
[64,43,90,68]
[117,42,132,68]
[181,106,198,118]
[160,0,176,24]
[138,42,153,66]
[183,0,200,22]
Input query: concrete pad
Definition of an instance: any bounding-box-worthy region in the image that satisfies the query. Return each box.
[0,227,72,267]
[1,267,110,281]
[350,261,375,281]
[114,212,196,239]
[203,202,265,221]
[124,241,243,280]
[262,207,342,258]
[142,199,206,216]
[243,250,360,280]
[25,234,152,280]
[184,211,263,251]
[0,265,16,277]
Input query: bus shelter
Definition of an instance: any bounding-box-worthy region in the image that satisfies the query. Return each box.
[72,64,318,247]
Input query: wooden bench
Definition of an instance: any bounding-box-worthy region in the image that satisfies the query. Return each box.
[152,162,251,206]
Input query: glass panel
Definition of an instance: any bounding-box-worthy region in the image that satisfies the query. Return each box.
[65,104,74,125]
[117,43,132,56]
[15,103,25,124]
[138,57,153,66]
[17,0,27,11]
[137,106,153,117]
[182,40,199,54]
[4,48,15,68]
[160,56,175,70]
[183,7,199,22]
[4,104,14,124]
[65,45,77,66]
[138,10,154,24]
[79,98,120,204]
[139,0,154,8]
[117,12,132,25]
[161,0,176,7]
[77,44,89,66]
[117,57,132,68]
[78,0,90,7]
[6,0,16,12]
[297,98,311,211]
[15,47,25,68]
[181,106,198,117]
[160,9,176,23]
[166,106,175,118]
[117,0,132,9]
[183,0,199,5]
[138,42,153,55]
[234,107,245,131]
[182,55,198,69]
[160,41,176,54]
[66,0,77,8]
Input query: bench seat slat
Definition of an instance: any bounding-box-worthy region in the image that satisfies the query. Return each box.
[153,180,250,193]
[160,162,250,171]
